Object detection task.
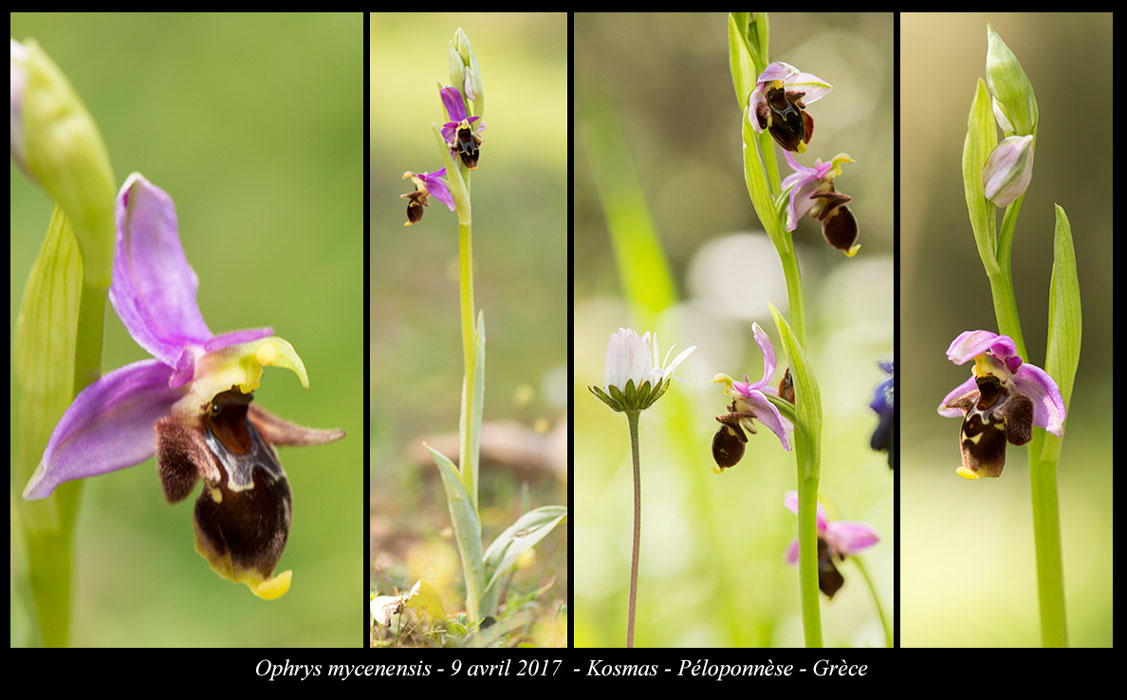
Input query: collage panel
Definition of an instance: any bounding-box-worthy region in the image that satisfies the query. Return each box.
[10,13,364,646]
[10,8,1115,674]
[574,12,894,648]
[368,13,569,648]
[900,12,1112,647]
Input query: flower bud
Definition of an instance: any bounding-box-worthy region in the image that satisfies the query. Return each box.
[11,38,116,290]
[982,134,1033,207]
[449,27,483,115]
[985,24,1038,137]
[11,39,29,174]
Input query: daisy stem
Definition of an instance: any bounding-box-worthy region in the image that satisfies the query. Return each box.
[625,409,642,648]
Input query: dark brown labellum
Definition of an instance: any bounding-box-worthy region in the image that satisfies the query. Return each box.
[765,86,812,152]
[947,375,1035,478]
[817,538,845,599]
[455,121,481,170]
[401,189,428,225]
[712,421,747,471]
[195,388,292,581]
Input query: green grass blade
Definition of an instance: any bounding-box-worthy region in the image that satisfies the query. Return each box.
[579,99,676,323]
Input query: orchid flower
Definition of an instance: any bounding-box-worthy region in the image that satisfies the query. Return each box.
[748,61,831,153]
[781,150,860,256]
[870,360,894,469]
[400,168,455,226]
[711,322,794,472]
[439,86,485,170]
[589,328,695,414]
[938,330,1065,479]
[22,173,345,600]
[784,491,878,599]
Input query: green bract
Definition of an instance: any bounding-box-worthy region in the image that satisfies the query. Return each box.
[589,377,671,414]
[986,24,1038,138]
[18,40,115,291]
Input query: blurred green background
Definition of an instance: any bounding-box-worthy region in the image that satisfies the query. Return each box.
[368,14,568,642]
[10,13,363,646]
[575,13,893,647]
[901,13,1112,647]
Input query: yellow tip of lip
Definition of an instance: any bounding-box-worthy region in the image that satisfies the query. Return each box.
[956,467,980,480]
[250,570,292,600]
[844,244,861,257]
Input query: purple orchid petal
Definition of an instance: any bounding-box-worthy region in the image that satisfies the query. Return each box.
[783,490,827,532]
[782,152,834,231]
[1012,364,1066,436]
[938,375,978,418]
[23,359,183,500]
[787,72,832,104]
[742,390,792,451]
[757,61,799,85]
[203,327,276,353]
[824,520,880,556]
[440,86,468,122]
[945,330,1018,366]
[784,538,800,565]
[420,169,455,211]
[110,173,214,369]
[748,322,777,390]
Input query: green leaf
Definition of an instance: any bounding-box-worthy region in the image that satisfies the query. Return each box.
[749,13,770,75]
[986,23,1038,138]
[1041,205,1081,462]
[962,78,999,275]
[425,444,485,622]
[13,206,85,647]
[767,303,821,481]
[482,505,567,597]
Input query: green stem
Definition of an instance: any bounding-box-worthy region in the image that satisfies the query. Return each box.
[458,218,477,509]
[1029,452,1067,646]
[852,555,892,648]
[625,409,642,648]
[777,242,807,350]
[769,173,819,648]
[987,198,1028,357]
[982,196,1067,647]
[796,475,822,647]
